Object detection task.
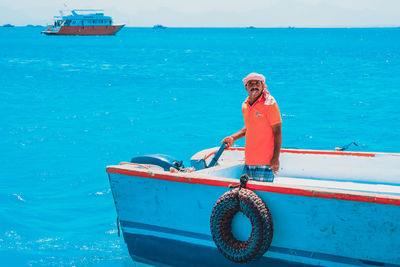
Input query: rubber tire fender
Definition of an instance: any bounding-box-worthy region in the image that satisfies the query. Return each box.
[210,188,273,263]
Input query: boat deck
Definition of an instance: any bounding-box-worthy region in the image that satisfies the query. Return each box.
[190,147,400,197]
[193,162,400,198]
[275,176,400,196]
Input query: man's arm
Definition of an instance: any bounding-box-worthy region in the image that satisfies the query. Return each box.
[270,123,282,174]
[221,126,247,148]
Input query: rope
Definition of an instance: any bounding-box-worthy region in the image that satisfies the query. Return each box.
[117,217,120,237]
[239,174,249,190]
[229,174,249,190]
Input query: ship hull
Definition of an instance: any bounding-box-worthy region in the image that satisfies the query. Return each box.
[41,25,124,35]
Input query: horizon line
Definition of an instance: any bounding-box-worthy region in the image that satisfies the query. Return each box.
[4,24,400,29]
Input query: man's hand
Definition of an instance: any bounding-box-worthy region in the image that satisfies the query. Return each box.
[221,127,246,149]
[271,123,282,175]
[221,136,234,149]
[270,156,280,174]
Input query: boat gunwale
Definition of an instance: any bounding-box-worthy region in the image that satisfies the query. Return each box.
[200,147,400,161]
[106,164,400,206]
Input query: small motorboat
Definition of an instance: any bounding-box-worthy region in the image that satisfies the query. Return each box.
[106,145,400,266]
[153,24,167,29]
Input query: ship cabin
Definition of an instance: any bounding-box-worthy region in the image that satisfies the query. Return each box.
[56,9,113,27]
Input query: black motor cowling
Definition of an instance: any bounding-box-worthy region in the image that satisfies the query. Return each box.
[130,154,184,171]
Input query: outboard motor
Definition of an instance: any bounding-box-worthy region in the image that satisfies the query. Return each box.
[131,154,184,171]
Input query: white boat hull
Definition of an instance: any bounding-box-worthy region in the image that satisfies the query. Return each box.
[107,148,400,266]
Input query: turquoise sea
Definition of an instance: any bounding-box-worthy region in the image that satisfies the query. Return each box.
[0,27,399,266]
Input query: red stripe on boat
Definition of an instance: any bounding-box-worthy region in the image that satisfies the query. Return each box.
[107,167,400,206]
[280,149,375,157]
[204,148,375,160]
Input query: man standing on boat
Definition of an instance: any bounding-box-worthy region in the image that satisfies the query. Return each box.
[222,73,282,182]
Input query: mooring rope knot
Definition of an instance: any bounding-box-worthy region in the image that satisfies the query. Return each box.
[229,174,249,190]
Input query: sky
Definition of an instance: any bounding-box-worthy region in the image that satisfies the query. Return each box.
[0,0,399,27]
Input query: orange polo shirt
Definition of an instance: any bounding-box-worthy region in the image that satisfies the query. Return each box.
[242,93,282,165]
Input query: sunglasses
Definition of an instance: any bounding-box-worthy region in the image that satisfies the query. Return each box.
[246,80,262,87]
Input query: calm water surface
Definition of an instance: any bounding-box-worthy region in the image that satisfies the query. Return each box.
[0,27,399,266]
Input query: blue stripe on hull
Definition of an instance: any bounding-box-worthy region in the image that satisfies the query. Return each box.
[122,220,212,241]
[123,232,308,267]
[120,220,399,267]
